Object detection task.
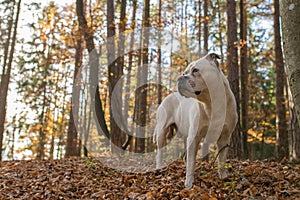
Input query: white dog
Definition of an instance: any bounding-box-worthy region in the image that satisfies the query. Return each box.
[154,53,238,189]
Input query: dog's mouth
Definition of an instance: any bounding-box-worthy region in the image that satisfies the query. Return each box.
[194,91,201,95]
[177,75,201,98]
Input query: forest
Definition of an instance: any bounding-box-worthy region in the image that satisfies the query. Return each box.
[0,0,300,199]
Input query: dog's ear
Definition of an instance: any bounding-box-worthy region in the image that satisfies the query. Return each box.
[206,53,221,69]
[208,53,221,60]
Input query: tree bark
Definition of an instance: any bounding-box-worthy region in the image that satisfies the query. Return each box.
[106,0,124,154]
[203,0,208,52]
[122,0,138,151]
[76,0,109,145]
[135,0,150,153]
[157,0,162,105]
[198,0,202,55]
[1,1,15,76]
[288,87,300,162]
[280,0,300,127]
[217,0,224,65]
[65,29,83,157]
[226,0,241,159]
[240,0,249,159]
[118,0,127,147]
[274,0,288,160]
[0,0,21,161]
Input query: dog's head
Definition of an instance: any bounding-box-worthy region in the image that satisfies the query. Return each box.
[177,53,221,99]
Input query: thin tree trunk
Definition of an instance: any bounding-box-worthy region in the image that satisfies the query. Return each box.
[184,0,188,47]
[65,31,83,157]
[1,1,15,76]
[135,0,150,153]
[37,79,47,159]
[0,0,21,161]
[133,33,143,153]
[157,0,162,104]
[56,72,68,159]
[197,0,202,55]
[114,0,127,149]
[122,0,137,151]
[240,0,249,159]
[217,0,224,65]
[280,1,300,126]
[76,0,110,145]
[203,0,208,52]
[226,0,241,159]
[106,0,124,154]
[274,0,288,160]
[50,75,59,159]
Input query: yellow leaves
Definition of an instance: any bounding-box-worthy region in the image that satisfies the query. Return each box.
[48,8,55,21]
[200,16,210,23]
[39,35,47,43]
[247,126,276,144]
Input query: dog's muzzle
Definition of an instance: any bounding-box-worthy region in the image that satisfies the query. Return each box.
[177,75,201,97]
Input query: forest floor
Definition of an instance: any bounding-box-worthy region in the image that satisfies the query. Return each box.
[0,157,300,199]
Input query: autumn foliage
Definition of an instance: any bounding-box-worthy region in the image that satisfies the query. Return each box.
[0,158,299,199]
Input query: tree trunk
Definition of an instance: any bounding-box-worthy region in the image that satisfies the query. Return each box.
[65,30,83,157]
[113,0,127,150]
[122,0,138,151]
[217,0,224,65]
[106,0,124,154]
[226,0,241,159]
[240,0,249,159]
[135,0,150,153]
[1,1,15,76]
[280,0,300,127]
[274,0,288,160]
[0,0,21,161]
[157,0,162,104]
[76,0,109,146]
[203,0,208,52]
[37,77,47,159]
[288,87,300,162]
[197,0,202,55]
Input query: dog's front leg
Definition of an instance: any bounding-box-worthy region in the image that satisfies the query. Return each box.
[184,135,199,189]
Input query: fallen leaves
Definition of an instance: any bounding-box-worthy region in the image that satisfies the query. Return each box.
[0,158,299,199]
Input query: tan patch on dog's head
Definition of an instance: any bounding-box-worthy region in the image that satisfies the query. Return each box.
[204,53,221,69]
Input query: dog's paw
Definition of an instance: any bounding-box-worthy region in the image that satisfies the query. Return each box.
[156,161,163,170]
[184,177,194,189]
[156,164,162,170]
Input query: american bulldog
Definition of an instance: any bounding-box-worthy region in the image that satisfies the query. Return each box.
[154,53,238,188]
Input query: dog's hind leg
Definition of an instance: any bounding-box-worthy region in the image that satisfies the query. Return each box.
[155,126,168,169]
[216,126,231,179]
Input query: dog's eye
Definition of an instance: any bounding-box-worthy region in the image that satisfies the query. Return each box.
[192,68,199,73]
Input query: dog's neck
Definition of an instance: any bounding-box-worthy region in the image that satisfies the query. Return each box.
[196,89,212,113]
[196,89,211,104]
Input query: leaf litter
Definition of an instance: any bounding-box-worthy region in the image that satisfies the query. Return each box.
[0,157,299,199]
